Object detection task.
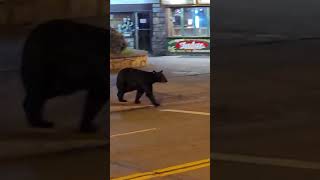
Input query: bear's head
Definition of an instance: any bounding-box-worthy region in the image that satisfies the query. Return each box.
[153,70,168,83]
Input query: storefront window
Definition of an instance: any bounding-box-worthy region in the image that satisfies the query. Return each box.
[110,13,136,48]
[168,7,210,37]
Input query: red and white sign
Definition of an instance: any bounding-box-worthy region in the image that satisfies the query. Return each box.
[168,38,210,53]
[176,40,209,50]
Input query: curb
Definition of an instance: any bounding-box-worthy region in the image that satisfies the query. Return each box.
[110,98,209,113]
[110,104,152,113]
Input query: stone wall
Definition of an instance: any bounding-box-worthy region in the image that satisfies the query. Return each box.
[151,3,167,56]
[110,55,148,70]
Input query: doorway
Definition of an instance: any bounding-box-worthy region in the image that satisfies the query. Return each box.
[135,12,152,52]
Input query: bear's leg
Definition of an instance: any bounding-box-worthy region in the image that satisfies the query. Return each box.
[144,86,160,107]
[117,91,127,102]
[80,88,108,133]
[23,92,54,128]
[135,89,144,104]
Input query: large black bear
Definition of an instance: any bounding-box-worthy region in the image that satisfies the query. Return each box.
[21,19,109,132]
[116,68,168,106]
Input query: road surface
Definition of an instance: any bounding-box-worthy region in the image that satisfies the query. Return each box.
[110,74,210,179]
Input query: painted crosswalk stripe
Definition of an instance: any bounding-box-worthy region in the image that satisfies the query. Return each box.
[159,109,210,116]
[111,128,158,138]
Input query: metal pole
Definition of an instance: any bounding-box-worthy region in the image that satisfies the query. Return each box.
[135,12,139,49]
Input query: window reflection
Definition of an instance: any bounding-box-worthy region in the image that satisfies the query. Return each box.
[168,7,210,37]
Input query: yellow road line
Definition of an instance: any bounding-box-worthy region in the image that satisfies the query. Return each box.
[112,159,210,180]
[159,109,210,116]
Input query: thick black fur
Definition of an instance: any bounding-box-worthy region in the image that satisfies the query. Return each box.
[21,19,109,132]
[116,68,168,106]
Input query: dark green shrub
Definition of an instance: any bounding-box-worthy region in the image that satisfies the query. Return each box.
[110,28,127,54]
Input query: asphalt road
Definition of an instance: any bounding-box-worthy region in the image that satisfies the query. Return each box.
[111,102,210,179]
[110,73,210,179]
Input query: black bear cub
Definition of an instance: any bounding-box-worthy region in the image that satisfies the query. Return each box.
[116,68,168,106]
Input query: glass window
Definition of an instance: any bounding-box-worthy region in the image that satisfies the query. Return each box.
[110,13,135,36]
[168,7,210,37]
[110,13,136,48]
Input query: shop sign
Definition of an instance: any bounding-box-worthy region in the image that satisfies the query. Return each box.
[161,0,210,5]
[197,0,210,4]
[161,0,196,5]
[168,39,210,53]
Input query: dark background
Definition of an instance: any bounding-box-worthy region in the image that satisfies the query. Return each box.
[212,1,320,179]
[214,0,320,36]
[0,1,109,180]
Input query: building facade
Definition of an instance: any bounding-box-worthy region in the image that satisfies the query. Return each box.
[111,0,211,56]
[162,0,210,54]
[110,0,156,53]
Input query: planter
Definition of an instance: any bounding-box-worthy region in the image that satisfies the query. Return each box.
[110,50,148,71]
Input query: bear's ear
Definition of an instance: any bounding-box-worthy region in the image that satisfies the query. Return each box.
[153,70,156,74]
[160,70,163,73]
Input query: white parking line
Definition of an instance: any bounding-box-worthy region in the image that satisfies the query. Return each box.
[213,153,320,170]
[111,128,158,138]
[159,109,210,116]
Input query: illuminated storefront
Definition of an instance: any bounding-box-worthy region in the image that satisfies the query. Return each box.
[110,0,210,55]
[110,0,155,52]
[162,0,210,53]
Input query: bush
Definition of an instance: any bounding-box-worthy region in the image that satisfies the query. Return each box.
[120,48,135,56]
[110,28,127,54]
